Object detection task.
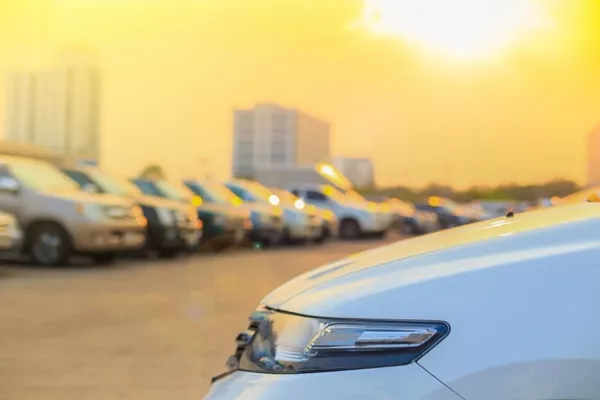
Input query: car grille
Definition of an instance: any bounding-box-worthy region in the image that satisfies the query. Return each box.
[212,307,269,383]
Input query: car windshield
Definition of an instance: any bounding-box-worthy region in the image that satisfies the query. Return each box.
[156,181,193,202]
[188,181,242,205]
[9,161,80,192]
[238,181,274,203]
[89,170,143,198]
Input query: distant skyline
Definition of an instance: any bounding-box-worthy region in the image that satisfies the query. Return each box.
[1,0,600,188]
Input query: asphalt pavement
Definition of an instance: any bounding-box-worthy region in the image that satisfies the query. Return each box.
[0,233,405,400]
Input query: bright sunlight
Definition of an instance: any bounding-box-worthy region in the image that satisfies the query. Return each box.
[363,0,550,59]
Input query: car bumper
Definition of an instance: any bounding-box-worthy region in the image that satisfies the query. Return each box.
[0,227,23,259]
[72,220,146,252]
[249,225,284,244]
[360,218,390,233]
[204,365,461,400]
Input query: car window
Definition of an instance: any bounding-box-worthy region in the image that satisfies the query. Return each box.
[306,191,328,201]
[63,169,95,188]
[132,180,163,198]
[155,181,192,202]
[226,184,254,201]
[9,161,80,192]
[89,170,142,198]
[196,181,242,205]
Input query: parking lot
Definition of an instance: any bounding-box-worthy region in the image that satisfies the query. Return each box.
[0,234,403,400]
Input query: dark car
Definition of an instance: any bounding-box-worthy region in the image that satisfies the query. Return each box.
[129,179,203,252]
[388,198,439,235]
[183,179,252,249]
[225,180,286,246]
[62,166,201,258]
[415,197,477,229]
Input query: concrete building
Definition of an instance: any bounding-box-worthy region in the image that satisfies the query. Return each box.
[4,52,101,164]
[332,157,375,188]
[588,123,600,186]
[232,104,330,177]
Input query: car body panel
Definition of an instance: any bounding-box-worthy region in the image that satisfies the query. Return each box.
[205,364,461,400]
[248,203,600,399]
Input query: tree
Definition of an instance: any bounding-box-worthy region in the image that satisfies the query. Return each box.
[138,164,166,180]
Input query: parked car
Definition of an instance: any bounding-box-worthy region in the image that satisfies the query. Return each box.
[415,197,478,229]
[289,184,389,239]
[387,198,439,235]
[206,202,600,400]
[0,156,146,265]
[559,187,600,205]
[270,187,325,244]
[225,180,310,245]
[0,210,23,260]
[341,189,395,229]
[182,179,252,248]
[62,166,199,258]
[130,179,203,254]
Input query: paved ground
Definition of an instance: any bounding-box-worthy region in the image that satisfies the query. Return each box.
[0,234,404,400]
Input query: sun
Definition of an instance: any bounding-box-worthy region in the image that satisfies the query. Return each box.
[363,0,549,59]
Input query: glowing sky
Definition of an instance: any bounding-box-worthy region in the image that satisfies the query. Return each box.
[0,0,599,188]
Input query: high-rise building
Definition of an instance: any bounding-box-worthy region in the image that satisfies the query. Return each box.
[232,104,330,177]
[3,52,100,163]
[332,157,375,188]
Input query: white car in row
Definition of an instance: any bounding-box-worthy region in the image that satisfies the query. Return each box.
[206,202,600,399]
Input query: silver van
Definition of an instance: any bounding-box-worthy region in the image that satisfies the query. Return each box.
[0,156,147,265]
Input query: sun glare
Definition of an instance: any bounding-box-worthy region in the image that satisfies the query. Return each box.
[363,0,549,59]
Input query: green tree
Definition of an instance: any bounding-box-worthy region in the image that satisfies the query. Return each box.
[138,164,166,180]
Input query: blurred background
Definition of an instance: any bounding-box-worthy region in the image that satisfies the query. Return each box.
[4,1,600,399]
[2,0,600,191]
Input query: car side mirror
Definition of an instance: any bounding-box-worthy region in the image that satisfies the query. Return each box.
[0,176,20,194]
[82,183,100,194]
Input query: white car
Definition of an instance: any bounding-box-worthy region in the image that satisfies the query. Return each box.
[205,203,600,399]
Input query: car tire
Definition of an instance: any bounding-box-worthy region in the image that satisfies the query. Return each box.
[91,253,117,264]
[313,228,327,244]
[340,219,361,240]
[27,222,72,266]
[402,222,416,235]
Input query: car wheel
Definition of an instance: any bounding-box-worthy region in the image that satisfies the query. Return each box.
[28,222,72,266]
[313,228,327,244]
[340,219,361,240]
[402,222,416,235]
[91,253,117,264]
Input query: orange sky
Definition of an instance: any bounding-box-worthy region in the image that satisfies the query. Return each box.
[1,0,600,188]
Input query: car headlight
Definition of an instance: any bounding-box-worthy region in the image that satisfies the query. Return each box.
[81,203,106,221]
[0,213,18,230]
[238,309,449,374]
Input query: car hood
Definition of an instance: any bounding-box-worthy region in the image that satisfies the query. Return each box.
[262,203,600,319]
[133,194,186,211]
[49,190,135,207]
[239,202,279,216]
[199,202,247,218]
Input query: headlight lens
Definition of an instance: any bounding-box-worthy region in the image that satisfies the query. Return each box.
[238,310,449,374]
[81,204,105,220]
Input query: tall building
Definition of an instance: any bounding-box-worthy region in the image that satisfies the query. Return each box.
[232,104,330,177]
[3,52,101,163]
[588,123,600,186]
[332,157,375,188]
